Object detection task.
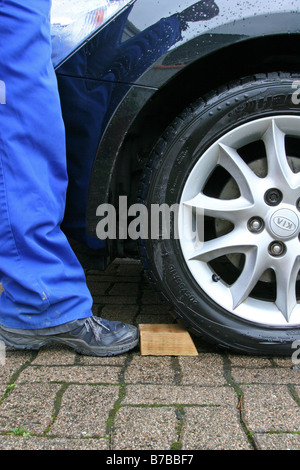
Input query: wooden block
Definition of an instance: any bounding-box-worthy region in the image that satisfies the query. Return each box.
[139,324,198,356]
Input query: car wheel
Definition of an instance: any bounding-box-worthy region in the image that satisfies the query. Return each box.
[139,72,300,355]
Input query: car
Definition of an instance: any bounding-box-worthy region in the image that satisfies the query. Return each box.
[51,0,300,356]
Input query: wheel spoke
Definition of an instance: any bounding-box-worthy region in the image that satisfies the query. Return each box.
[217,143,258,202]
[275,257,300,322]
[229,247,265,309]
[262,119,300,189]
[183,192,252,223]
[188,230,252,262]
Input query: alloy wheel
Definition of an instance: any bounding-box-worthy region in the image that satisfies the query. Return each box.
[179,116,300,326]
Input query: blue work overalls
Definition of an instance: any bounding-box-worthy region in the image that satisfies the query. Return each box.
[0,0,93,329]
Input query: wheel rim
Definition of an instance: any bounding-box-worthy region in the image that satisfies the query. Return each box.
[178,116,300,326]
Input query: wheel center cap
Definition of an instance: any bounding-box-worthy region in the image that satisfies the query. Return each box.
[269,208,299,239]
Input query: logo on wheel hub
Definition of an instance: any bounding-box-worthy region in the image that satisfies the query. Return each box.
[269,208,299,238]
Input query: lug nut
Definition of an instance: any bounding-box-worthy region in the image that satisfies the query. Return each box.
[268,241,286,257]
[264,188,283,206]
[248,217,264,233]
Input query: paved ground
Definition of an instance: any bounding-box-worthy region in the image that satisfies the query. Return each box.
[0,257,300,451]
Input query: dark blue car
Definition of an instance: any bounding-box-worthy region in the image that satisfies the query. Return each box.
[52,0,300,355]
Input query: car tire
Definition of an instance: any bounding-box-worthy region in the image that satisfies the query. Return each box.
[139,72,300,356]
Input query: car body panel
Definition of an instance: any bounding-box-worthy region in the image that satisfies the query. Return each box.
[53,0,300,265]
[51,0,135,68]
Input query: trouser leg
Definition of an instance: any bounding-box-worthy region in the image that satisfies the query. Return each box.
[0,0,93,329]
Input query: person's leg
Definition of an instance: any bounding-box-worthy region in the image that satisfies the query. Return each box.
[0,0,92,329]
[0,0,138,354]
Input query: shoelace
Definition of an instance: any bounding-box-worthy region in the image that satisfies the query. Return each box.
[84,316,111,342]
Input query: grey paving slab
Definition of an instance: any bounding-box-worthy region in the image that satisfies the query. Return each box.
[101,304,138,324]
[94,295,138,305]
[123,384,237,406]
[16,365,122,384]
[108,282,140,296]
[179,355,226,386]
[232,367,300,385]
[124,355,176,384]
[50,384,119,438]
[30,344,77,365]
[0,383,61,434]
[181,407,252,450]
[112,407,178,450]
[254,433,300,450]
[241,384,300,433]
[0,435,109,450]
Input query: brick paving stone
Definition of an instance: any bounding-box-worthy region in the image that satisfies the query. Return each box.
[228,355,273,367]
[293,385,300,398]
[124,355,176,384]
[0,363,20,388]
[0,352,33,397]
[0,383,60,434]
[241,384,300,433]
[108,282,139,296]
[93,295,138,305]
[273,357,295,368]
[100,304,138,324]
[232,367,300,385]
[0,435,109,450]
[79,355,127,366]
[0,350,33,381]
[181,407,252,450]
[254,433,300,450]
[0,383,7,397]
[179,354,226,386]
[86,281,111,295]
[50,384,119,438]
[123,384,237,406]
[31,344,76,365]
[112,407,178,450]
[16,365,121,384]
[114,262,144,277]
